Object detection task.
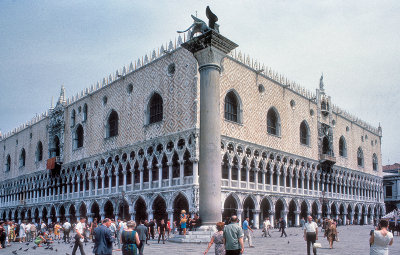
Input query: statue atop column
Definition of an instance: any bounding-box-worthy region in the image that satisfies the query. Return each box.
[177,6,220,40]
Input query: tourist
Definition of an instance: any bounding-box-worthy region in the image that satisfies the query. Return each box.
[370,219,394,255]
[326,220,338,249]
[9,222,15,242]
[34,231,52,247]
[180,210,187,235]
[262,217,271,237]
[54,222,61,240]
[166,219,171,239]
[93,218,115,255]
[72,218,86,255]
[157,219,166,244]
[223,215,244,255]
[204,221,225,255]
[148,219,156,239]
[0,222,6,249]
[109,219,117,241]
[300,217,306,228]
[3,221,10,247]
[29,222,37,242]
[242,217,254,247]
[116,219,124,249]
[19,221,26,243]
[279,217,287,237]
[41,221,47,232]
[90,218,98,241]
[304,216,318,255]
[121,220,140,255]
[135,220,148,255]
[190,213,201,231]
[144,220,150,244]
[63,220,72,243]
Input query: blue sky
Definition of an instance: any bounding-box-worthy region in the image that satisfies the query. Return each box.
[0,0,399,163]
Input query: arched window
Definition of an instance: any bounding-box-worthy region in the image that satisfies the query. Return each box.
[19,148,26,168]
[82,104,88,122]
[148,93,163,124]
[357,147,364,167]
[71,109,76,127]
[299,120,310,145]
[74,125,84,149]
[5,155,11,172]
[372,154,378,171]
[106,110,119,138]
[339,136,347,157]
[36,141,43,162]
[224,91,240,123]
[267,107,280,136]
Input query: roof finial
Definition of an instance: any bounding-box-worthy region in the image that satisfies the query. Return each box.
[319,73,324,91]
[50,96,54,110]
[58,85,66,104]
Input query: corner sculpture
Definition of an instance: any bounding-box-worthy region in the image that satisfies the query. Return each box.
[177,6,220,40]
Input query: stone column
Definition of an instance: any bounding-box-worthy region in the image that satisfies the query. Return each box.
[122,169,127,191]
[253,210,260,229]
[139,168,144,190]
[191,158,199,185]
[168,162,173,187]
[148,163,153,189]
[157,164,162,188]
[228,163,232,187]
[237,209,243,226]
[295,211,300,227]
[182,30,237,227]
[269,211,275,228]
[179,160,184,185]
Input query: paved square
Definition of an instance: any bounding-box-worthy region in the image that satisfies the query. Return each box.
[1,225,399,255]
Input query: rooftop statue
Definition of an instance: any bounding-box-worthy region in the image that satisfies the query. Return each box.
[177,6,219,40]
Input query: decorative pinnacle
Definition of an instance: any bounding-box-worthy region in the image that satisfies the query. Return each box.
[319,73,324,92]
[58,85,66,104]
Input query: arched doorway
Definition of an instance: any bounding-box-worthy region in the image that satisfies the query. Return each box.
[59,205,66,223]
[79,203,87,220]
[260,197,271,223]
[21,209,26,222]
[300,201,308,220]
[331,203,337,220]
[91,202,100,222]
[223,195,238,220]
[134,198,147,222]
[173,193,189,225]
[243,197,255,226]
[104,201,114,220]
[69,205,76,223]
[339,204,345,225]
[288,200,297,227]
[50,206,57,223]
[42,208,48,223]
[27,209,32,222]
[275,199,284,222]
[368,206,372,225]
[354,205,360,225]
[34,208,39,223]
[322,203,328,218]
[118,200,130,221]
[347,205,353,224]
[2,211,6,221]
[361,206,366,225]
[152,196,167,223]
[312,201,319,220]
[14,209,19,222]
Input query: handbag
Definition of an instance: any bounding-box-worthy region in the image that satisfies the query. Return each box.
[313,242,322,248]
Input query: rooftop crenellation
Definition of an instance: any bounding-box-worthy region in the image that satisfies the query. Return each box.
[0,32,380,140]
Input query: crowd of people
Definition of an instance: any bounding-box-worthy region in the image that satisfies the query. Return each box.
[0,213,396,255]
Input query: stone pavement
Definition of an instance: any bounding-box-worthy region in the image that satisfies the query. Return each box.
[1,225,399,255]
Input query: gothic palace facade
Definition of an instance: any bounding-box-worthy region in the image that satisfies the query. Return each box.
[0,35,385,228]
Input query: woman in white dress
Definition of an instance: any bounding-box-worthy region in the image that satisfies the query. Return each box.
[19,222,26,243]
[370,219,394,255]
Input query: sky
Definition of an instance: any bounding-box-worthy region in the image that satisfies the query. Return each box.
[0,0,399,164]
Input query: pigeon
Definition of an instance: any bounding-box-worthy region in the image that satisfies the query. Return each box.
[32,246,37,250]
[12,251,18,255]
[288,241,290,244]
[44,246,49,249]
[24,248,29,251]
[19,247,23,250]
[50,247,54,250]
[66,253,71,255]
[26,243,30,245]
[56,249,58,252]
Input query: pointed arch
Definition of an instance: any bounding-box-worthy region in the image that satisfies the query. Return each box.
[224,89,242,123]
[300,120,310,145]
[147,92,163,124]
[267,107,281,136]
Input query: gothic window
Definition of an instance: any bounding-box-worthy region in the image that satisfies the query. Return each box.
[74,124,84,149]
[19,148,26,168]
[372,154,378,171]
[357,147,364,167]
[183,150,193,177]
[36,141,43,162]
[267,107,280,136]
[71,109,76,127]
[224,91,240,123]
[300,120,310,145]
[5,155,11,172]
[339,136,347,157]
[148,93,163,124]
[106,110,119,138]
[322,137,330,155]
[82,104,88,122]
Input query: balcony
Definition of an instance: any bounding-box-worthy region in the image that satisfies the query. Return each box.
[319,153,336,165]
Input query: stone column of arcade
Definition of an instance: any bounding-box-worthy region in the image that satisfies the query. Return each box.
[182,30,237,229]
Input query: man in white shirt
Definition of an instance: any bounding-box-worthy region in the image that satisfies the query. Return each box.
[63,221,72,243]
[304,216,318,255]
[262,217,272,237]
[72,218,86,255]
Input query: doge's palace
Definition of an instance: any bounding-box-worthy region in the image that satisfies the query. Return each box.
[0,9,385,230]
